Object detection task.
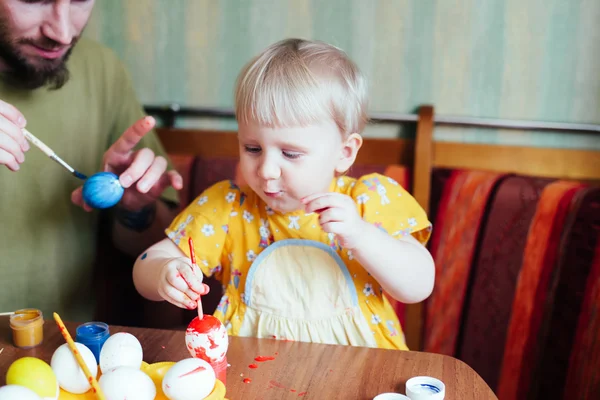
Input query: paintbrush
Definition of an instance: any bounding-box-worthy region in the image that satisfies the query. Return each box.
[22,128,87,180]
[53,312,106,400]
[188,237,204,319]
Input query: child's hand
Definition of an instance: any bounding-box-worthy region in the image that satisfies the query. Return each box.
[158,257,210,310]
[303,193,368,249]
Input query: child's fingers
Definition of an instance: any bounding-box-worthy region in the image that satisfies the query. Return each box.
[159,285,197,310]
[318,207,346,225]
[303,193,335,213]
[304,193,350,213]
[301,192,329,204]
[177,264,207,295]
[164,265,200,301]
[320,221,344,235]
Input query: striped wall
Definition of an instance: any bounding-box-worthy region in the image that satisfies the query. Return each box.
[85,0,600,149]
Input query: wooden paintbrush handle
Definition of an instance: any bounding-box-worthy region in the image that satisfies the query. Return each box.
[53,313,106,400]
[22,128,54,157]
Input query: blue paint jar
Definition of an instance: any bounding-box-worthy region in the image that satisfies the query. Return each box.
[75,322,110,364]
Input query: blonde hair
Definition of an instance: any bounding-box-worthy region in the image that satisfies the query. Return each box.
[234,38,368,135]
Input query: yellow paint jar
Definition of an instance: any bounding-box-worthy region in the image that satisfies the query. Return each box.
[9,308,44,348]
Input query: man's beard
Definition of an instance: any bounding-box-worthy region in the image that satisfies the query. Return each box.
[0,19,78,90]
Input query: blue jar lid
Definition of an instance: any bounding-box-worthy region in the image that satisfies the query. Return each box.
[76,322,109,340]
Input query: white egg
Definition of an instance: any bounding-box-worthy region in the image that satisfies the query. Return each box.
[0,385,43,400]
[51,343,98,394]
[98,366,155,400]
[99,332,143,373]
[162,358,216,400]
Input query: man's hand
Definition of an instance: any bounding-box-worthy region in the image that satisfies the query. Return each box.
[302,192,368,249]
[71,116,183,211]
[0,99,29,171]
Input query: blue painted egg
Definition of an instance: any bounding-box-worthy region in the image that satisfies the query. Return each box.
[82,172,124,209]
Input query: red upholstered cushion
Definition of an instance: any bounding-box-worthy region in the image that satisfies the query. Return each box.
[189,157,240,203]
[563,234,600,400]
[498,181,585,400]
[457,176,552,392]
[346,164,387,178]
[424,170,507,355]
[428,168,454,226]
[536,187,600,399]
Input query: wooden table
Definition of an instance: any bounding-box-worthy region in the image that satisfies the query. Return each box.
[0,316,496,399]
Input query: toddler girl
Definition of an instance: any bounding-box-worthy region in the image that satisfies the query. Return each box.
[133,38,434,350]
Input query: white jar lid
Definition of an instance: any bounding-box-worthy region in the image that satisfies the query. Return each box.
[373,393,411,400]
[405,376,445,400]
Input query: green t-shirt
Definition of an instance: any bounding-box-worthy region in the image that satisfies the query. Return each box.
[0,38,177,322]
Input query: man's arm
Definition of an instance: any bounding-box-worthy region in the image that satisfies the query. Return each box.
[103,115,183,257]
[111,198,180,257]
[70,49,183,256]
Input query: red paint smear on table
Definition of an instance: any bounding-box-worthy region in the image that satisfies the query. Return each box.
[248,364,258,369]
[243,378,252,384]
[255,355,276,362]
[179,365,207,378]
[269,380,287,389]
[268,380,307,397]
[269,334,293,342]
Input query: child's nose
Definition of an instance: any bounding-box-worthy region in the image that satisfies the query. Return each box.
[258,158,281,180]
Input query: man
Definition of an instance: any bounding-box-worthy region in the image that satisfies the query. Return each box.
[0,0,182,322]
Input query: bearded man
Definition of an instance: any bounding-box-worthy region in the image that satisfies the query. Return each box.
[0,0,182,322]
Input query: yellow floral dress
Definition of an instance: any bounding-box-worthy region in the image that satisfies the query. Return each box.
[166,173,431,350]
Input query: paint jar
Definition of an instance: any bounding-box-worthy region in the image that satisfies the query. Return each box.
[9,308,44,349]
[75,322,109,365]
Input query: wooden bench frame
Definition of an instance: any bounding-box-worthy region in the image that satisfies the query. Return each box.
[156,105,600,350]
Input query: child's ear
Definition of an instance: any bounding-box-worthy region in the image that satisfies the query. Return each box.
[335,133,363,174]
